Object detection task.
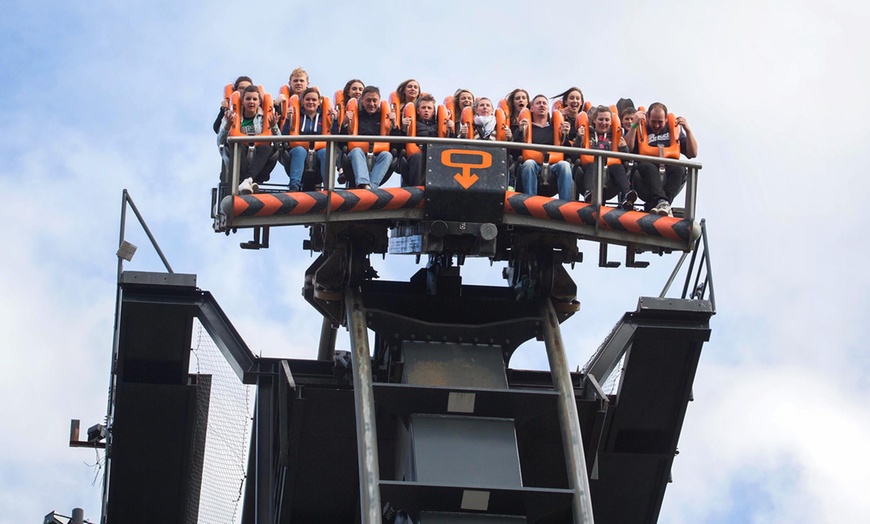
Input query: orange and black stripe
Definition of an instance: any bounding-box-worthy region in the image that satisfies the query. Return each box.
[233,187,425,218]
[230,188,692,241]
[504,192,694,241]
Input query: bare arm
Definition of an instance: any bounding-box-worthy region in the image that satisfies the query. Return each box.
[625,110,644,151]
[677,116,698,159]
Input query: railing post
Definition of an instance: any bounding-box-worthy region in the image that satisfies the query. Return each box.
[685,166,698,223]
[232,142,241,195]
[326,140,336,193]
[593,156,605,234]
[325,141,336,223]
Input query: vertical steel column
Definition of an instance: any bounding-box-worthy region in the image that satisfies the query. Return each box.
[541,300,595,524]
[345,286,382,524]
[317,316,337,361]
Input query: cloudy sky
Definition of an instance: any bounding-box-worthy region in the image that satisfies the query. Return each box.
[2,0,868,522]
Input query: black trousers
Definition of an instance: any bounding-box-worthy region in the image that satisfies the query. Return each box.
[634,161,686,209]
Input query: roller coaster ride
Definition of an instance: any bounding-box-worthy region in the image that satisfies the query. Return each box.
[75,131,715,523]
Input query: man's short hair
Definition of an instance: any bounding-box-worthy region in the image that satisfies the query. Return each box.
[532,94,548,104]
[648,102,668,115]
[290,67,308,81]
[241,84,261,101]
[417,93,436,105]
[620,106,637,120]
[361,85,381,99]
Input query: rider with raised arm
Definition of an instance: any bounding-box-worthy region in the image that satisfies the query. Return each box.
[625,102,698,216]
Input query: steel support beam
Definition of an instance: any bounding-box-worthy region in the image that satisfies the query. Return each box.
[345,286,382,524]
[542,300,595,524]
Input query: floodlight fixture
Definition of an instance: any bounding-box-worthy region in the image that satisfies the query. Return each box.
[116,240,137,262]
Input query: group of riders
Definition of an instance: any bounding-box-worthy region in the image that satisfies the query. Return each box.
[215,68,698,217]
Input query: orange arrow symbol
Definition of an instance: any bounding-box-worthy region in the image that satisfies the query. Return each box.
[442,149,492,191]
[454,172,479,189]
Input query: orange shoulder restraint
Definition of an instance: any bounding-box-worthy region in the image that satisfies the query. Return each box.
[580,105,623,166]
[495,108,507,141]
[390,92,402,119]
[286,95,333,150]
[437,104,449,138]
[346,98,391,154]
[404,102,420,156]
[519,109,565,164]
[498,99,511,121]
[229,86,274,146]
[278,85,292,129]
[637,111,680,159]
[460,106,474,139]
[333,90,346,128]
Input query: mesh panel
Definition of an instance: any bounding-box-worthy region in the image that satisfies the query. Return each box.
[190,320,253,524]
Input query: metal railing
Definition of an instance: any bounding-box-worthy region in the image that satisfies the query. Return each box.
[660,218,716,311]
[225,134,703,222]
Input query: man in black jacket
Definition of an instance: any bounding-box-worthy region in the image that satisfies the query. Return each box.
[513,95,574,200]
[401,94,443,186]
[340,86,395,189]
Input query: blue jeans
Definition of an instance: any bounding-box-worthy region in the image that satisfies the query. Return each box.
[520,159,573,200]
[285,146,327,189]
[347,148,392,188]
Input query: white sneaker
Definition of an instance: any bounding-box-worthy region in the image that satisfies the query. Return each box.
[239,177,255,195]
[653,200,672,217]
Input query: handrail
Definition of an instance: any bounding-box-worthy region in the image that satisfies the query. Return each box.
[222,134,704,225]
[226,133,703,170]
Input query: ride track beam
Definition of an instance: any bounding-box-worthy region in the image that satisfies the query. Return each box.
[220,188,698,253]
